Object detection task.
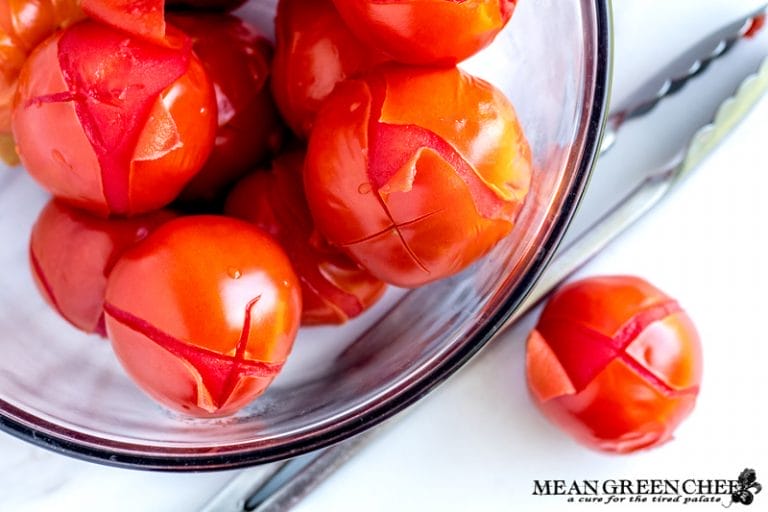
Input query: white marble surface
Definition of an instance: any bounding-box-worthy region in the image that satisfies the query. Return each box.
[2,0,768,511]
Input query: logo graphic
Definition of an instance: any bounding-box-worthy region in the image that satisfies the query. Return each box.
[532,468,762,506]
[726,469,762,507]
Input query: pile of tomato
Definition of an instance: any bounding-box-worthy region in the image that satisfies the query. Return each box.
[3,0,531,417]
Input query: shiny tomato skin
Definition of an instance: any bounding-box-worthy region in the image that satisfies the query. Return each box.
[331,0,517,65]
[0,0,84,132]
[29,199,175,336]
[169,12,283,204]
[12,20,216,217]
[304,65,531,287]
[225,150,386,325]
[104,215,302,417]
[526,275,703,453]
[272,0,390,138]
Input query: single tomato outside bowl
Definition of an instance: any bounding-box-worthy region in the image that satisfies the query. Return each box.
[0,0,611,470]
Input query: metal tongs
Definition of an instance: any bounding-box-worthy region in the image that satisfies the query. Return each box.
[203,8,768,512]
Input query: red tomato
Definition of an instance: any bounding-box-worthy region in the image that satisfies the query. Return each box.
[272,0,390,138]
[226,150,386,325]
[29,199,175,336]
[526,276,703,453]
[304,65,531,287]
[0,0,84,132]
[331,0,517,65]
[169,12,283,204]
[104,215,302,417]
[12,20,216,217]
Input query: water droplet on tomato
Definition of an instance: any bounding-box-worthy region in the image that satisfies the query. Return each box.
[357,182,372,194]
[135,227,149,241]
[227,267,241,279]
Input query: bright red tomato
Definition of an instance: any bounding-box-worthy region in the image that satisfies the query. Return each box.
[272,0,390,138]
[104,215,301,417]
[0,0,84,132]
[226,150,386,325]
[331,0,517,65]
[169,12,283,204]
[12,20,216,217]
[304,65,531,287]
[29,199,175,336]
[526,275,703,453]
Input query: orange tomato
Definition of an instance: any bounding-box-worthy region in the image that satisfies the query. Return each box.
[331,0,517,65]
[0,0,84,131]
[272,0,390,138]
[12,20,216,216]
[104,215,302,417]
[304,64,531,287]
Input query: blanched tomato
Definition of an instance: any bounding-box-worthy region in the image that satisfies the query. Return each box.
[226,150,386,325]
[104,215,301,417]
[12,20,216,217]
[29,199,174,336]
[331,0,517,65]
[169,12,283,204]
[0,0,84,132]
[526,276,703,453]
[272,0,390,138]
[304,65,531,287]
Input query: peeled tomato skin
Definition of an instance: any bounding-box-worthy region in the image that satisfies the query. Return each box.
[127,52,217,214]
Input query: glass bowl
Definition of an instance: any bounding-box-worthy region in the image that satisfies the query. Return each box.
[0,0,610,470]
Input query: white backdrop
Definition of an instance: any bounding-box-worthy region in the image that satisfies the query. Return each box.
[0,1,766,511]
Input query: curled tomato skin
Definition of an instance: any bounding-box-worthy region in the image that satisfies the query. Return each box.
[12,20,216,217]
[304,65,531,288]
[28,199,175,336]
[526,276,703,454]
[272,0,390,139]
[331,0,517,65]
[0,0,84,132]
[225,150,386,325]
[104,215,301,417]
[169,12,283,204]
